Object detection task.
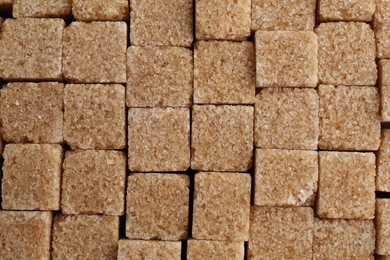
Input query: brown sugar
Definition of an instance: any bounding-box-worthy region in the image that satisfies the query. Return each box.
[379,60,390,122]
[377,130,390,192]
[118,240,181,260]
[72,0,128,21]
[187,240,244,260]
[376,199,390,256]
[13,0,71,18]
[375,0,390,58]
[318,0,375,22]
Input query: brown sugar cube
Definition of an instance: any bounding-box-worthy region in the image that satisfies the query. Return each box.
[61,150,126,215]
[187,240,244,260]
[313,219,375,259]
[375,0,390,58]
[376,199,390,255]
[255,88,318,150]
[0,82,64,144]
[318,85,380,151]
[118,240,181,260]
[191,105,253,172]
[127,46,193,108]
[251,0,315,31]
[255,31,318,87]
[192,172,251,241]
[194,41,255,105]
[0,211,52,259]
[316,22,377,85]
[0,18,64,81]
[64,84,126,150]
[130,0,193,47]
[63,22,126,83]
[52,214,119,259]
[126,173,189,240]
[318,0,375,22]
[248,207,314,259]
[72,0,128,21]
[379,60,390,121]
[378,130,390,192]
[2,144,62,210]
[13,0,71,18]
[317,152,376,219]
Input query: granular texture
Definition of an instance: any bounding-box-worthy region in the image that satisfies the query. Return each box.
[254,88,319,150]
[377,130,390,192]
[52,214,119,260]
[316,22,377,85]
[0,211,52,260]
[318,85,380,151]
[0,82,64,144]
[194,41,255,104]
[0,18,64,81]
[191,105,253,172]
[61,150,126,215]
[72,0,128,21]
[187,240,244,260]
[2,144,62,210]
[128,108,190,172]
[127,46,193,108]
[196,0,251,41]
[376,199,390,255]
[255,31,318,87]
[318,0,375,21]
[62,22,126,83]
[375,0,390,58]
[64,84,126,150]
[192,172,251,241]
[248,207,314,259]
[118,240,181,260]
[317,152,376,219]
[379,60,390,121]
[130,0,193,47]
[126,173,190,240]
[13,0,71,18]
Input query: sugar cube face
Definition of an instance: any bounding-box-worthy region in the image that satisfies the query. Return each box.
[52,214,119,259]
[375,0,390,58]
[127,46,193,108]
[61,150,126,215]
[196,0,250,41]
[378,130,390,192]
[192,172,251,241]
[187,240,244,260]
[64,84,126,150]
[130,0,193,47]
[0,211,52,259]
[377,199,390,255]
[0,82,64,144]
[255,31,318,87]
[191,105,253,172]
[251,0,315,31]
[2,144,63,210]
[72,0,129,21]
[249,207,314,259]
[63,22,126,83]
[0,18,64,81]
[316,22,377,85]
[128,108,190,172]
[317,152,376,219]
[254,88,318,150]
[118,240,181,260]
[126,173,190,240]
[379,60,390,122]
[318,0,375,22]
[318,85,380,151]
[13,0,71,18]
[313,219,375,259]
[194,41,255,105]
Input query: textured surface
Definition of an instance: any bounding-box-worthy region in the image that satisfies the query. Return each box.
[379,60,390,121]
[377,130,390,192]
[376,199,390,255]
[317,152,376,219]
[64,84,126,150]
[72,0,128,21]
[255,31,318,87]
[318,85,380,151]
[128,108,190,172]
[61,150,126,215]
[318,0,375,21]
[13,0,71,18]
[192,172,251,241]
[194,41,255,104]
[127,46,193,108]
[187,240,244,260]
[118,240,181,260]
[375,0,390,58]
[126,173,189,240]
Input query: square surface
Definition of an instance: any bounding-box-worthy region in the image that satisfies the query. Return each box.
[187,240,244,260]
[318,0,375,22]
[13,0,71,18]
[379,60,390,122]
[376,199,390,256]
[377,130,390,192]
[375,0,390,58]
[72,0,128,21]
[118,240,181,260]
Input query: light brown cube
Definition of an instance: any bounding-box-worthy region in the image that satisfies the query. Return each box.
[378,130,390,192]
[0,82,64,144]
[0,18,64,81]
[191,105,253,172]
[187,240,244,260]
[72,0,128,21]
[2,144,62,210]
[318,0,375,22]
[13,0,71,18]
[61,150,126,215]
[196,0,250,40]
[316,22,377,85]
[126,173,189,240]
[192,172,251,241]
[255,31,318,87]
[194,41,255,104]
[128,108,190,172]
[63,22,126,83]
[375,0,390,58]
[379,60,390,121]
[318,85,380,151]
[0,211,52,259]
[376,199,390,255]
[317,152,376,219]
[127,46,193,108]
[64,84,126,150]
[254,88,318,150]
[118,240,181,260]
[248,207,314,259]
